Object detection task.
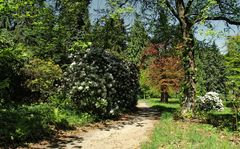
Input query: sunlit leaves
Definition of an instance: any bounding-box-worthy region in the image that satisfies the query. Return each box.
[107,0,134,19]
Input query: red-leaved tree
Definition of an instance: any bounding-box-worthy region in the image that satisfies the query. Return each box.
[141,43,184,102]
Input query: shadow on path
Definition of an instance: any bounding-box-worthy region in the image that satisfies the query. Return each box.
[29,102,163,149]
[95,102,161,132]
[46,135,83,149]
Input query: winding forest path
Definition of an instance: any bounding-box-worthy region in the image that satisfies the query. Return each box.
[29,101,160,149]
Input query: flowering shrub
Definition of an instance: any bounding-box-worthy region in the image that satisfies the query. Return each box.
[197,92,224,111]
[61,48,140,116]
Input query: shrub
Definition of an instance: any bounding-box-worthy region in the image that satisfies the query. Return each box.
[197,92,224,112]
[60,48,140,116]
[21,58,63,100]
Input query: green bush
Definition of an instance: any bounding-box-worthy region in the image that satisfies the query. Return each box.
[21,58,63,100]
[60,48,140,116]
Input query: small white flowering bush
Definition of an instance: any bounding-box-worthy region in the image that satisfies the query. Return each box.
[60,48,140,116]
[197,92,224,111]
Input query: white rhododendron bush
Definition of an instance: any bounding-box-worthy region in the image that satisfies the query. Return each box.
[197,92,224,111]
[60,48,140,116]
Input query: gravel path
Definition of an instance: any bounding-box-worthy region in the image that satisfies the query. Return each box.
[28,102,160,149]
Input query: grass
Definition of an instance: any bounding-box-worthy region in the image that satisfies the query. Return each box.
[144,98,180,109]
[141,98,240,149]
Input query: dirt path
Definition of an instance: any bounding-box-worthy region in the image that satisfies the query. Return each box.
[28,102,160,149]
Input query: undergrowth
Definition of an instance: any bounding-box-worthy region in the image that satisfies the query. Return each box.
[0,100,95,147]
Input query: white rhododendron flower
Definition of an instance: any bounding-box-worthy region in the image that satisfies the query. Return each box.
[78,86,83,90]
[198,92,224,111]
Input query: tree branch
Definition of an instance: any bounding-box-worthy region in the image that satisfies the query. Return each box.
[165,0,180,21]
[119,0,129,8]
[185,0,194,14]
[196,16,240,25]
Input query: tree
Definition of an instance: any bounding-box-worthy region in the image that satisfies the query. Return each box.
[51,0,91,64]
[195,42,226,95]
[225,35,240,130]
[140,0,182,46]
[127,15,149,64]
[141,44,184,102]
[55,0,91,37]
[89,15,128,58]
[0,29,18,101]
[0,0,58,61]
[135,0,240,115]
[86,0,135,59]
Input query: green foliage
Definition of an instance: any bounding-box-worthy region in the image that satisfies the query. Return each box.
[69,40,92,52]
[225,35,240,130]
[127,15,149,64]
[61,48,140,116]
[21,58,63,99]
[88,15,128,58]
[0,29,14,91]
[0,29,27,101]
[195,43,226,95]
[139,70,160,99]
[195,53,206,95]
[107,0,134,19]
[0,104,53,144]
[225,35,240,92]
[56,0,91,38]
[140,0,182,46]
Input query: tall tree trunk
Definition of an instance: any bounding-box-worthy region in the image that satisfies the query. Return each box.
[176,0,196,115]
[181,31,196,115]
[165,91,169,102]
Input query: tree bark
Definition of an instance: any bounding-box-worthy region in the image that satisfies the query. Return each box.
[161,89,169,103]
[181,30,196,115]
[176,0,196,115]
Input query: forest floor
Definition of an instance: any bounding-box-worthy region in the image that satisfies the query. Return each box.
[26,101,160,149]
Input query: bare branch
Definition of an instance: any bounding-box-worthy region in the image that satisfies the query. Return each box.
[216,0,239,12]
[119,0,129,8]
[165,0,180,20]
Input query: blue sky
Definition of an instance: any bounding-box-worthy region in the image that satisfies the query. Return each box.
[89,0,240,53]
